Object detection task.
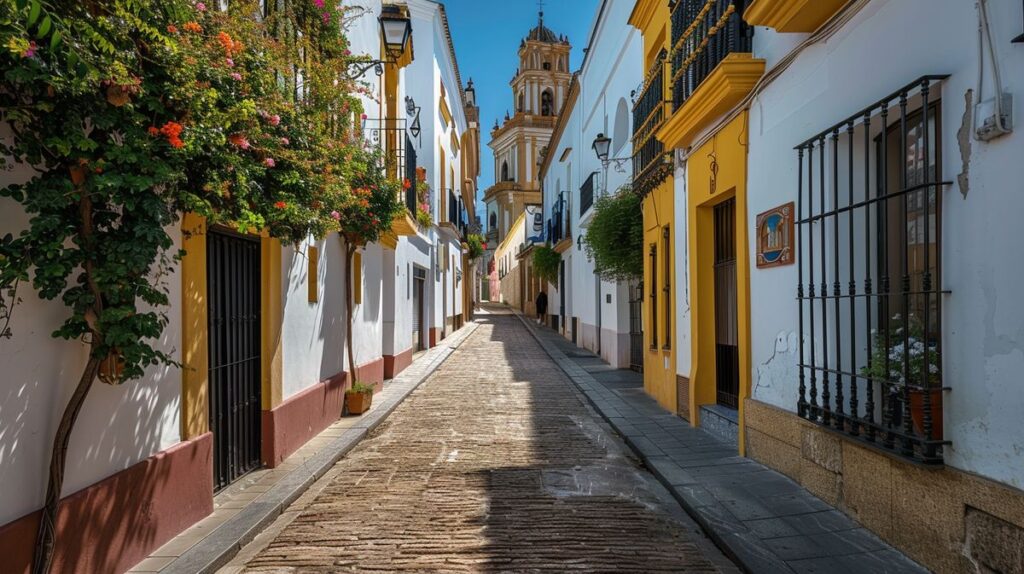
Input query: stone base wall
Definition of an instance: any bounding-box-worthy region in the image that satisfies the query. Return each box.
[744,398,1024,574]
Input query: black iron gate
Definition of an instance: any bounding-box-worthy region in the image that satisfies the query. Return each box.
[714,199,740,409]
[207,229,262,491]
[629,280,644,373]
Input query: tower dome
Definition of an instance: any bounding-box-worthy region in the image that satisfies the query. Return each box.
[526,11,559,43]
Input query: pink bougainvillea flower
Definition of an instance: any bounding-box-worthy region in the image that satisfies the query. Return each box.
[274,201,287,209]
[312,0,325,7]
[360,113,367,120]
[264,157,276,167]
[231,72,242,81]
[195,2,206,11]
[22,41,37,58]
[343,49,351,56]
[226,57,234,67]
[269,114,281,126]
[330,210,341,221]
[280,137,290,145]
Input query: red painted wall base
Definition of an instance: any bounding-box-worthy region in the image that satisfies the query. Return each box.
[0,433,214,574]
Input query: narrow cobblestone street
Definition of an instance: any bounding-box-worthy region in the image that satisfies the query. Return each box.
[228,316,736,572]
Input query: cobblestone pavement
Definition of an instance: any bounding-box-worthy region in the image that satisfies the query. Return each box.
[232,316,736,573]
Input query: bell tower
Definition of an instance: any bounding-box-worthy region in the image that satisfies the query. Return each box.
[484,10,572,245]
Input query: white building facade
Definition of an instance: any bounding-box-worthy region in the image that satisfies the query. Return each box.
[0,2,478,572]
[539,0,643,369]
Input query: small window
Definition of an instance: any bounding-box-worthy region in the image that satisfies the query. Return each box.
[501,161,511,182]
[543,61,551,71]
[541,90,554,117]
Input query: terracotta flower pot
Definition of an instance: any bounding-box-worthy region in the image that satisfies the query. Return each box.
[345,390,372,415]
[909,388,943,441]
[97,351,125,385]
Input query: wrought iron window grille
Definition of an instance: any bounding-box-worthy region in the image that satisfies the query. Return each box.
[795,75,951,465]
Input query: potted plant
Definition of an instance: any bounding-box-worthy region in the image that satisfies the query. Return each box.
[415,181,433,228]
[861,313,942,440]
[345,382,375,415]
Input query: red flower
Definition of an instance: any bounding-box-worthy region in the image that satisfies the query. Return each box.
[403,178,412,190]
[159,121,185,148]
[274,201,287,209]
[147,126,160,136]
[167,24,178,34]
[183,21,202,33]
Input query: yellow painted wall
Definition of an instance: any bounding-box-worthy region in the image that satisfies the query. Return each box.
[181,214,209,439]
[643,181,677,412]
[686,111,752,453]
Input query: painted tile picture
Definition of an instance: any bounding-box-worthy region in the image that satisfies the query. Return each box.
[756,202,794,268]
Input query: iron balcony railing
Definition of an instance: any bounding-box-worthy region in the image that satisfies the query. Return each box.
[632,51,672,196]
[670,0,753,111]
[795,76,949,465]
[405,135,417,215]
[547,192,570,244]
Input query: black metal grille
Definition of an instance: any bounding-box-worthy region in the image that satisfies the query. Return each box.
[548,192,569,244]
[670,0,753,111]
[580,173,596,216]
[632,51,672,197]
[364,117,407,182]
[629,281,644,373]
[207,229,262,490]
[714,199,739,409]
[796,76,949,465]
[405,135,417,214]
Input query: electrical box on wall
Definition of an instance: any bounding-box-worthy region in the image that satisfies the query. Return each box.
[976,93,1013,142]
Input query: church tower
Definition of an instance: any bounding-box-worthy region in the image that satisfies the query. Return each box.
[484,10,572,245]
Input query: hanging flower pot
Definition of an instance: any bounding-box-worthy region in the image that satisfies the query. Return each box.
[97,350,125,385]
[106,84,131,107]
[69,165,87,186]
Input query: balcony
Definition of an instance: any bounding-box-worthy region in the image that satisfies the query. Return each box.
[743,0,848,33]
[546,192,572,252]
[656,0,765,150]
[364,118,418,237]
[632,52,673,197]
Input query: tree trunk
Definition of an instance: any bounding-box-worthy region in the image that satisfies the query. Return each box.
[33,186,104,574]
[32,354,101,574]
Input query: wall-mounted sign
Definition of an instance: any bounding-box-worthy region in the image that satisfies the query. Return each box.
[756,202,794,268]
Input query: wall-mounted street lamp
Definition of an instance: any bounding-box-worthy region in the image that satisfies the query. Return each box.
[379,5,413,60]
[577,234,583,251]
[346,7,413,79]
[592,133,630,174]
[404,96,422,139]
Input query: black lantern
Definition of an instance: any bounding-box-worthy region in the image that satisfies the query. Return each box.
[592,133,611,163]
[465,79,477,107]
[379,6,412,62]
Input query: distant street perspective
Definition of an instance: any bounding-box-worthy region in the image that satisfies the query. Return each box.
[2,0,1023,573]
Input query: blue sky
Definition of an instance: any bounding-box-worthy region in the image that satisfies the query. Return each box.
[443,0,601,221]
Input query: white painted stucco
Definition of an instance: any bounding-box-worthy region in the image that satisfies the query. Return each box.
[744,0,1024,489]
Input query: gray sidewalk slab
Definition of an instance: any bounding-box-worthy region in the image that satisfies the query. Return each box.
[514,311,927,574]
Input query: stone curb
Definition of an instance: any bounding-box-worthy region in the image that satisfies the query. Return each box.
[512,311,794,574]
[161,321,480,574]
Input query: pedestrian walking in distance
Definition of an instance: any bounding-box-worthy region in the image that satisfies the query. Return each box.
[535,290,548,324]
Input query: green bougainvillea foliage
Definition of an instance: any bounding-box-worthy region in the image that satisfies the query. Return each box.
[583,188,643,281]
